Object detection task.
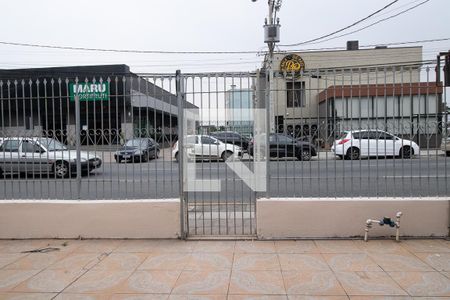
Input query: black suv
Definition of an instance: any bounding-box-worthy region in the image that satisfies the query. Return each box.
[210,131,250,151]
[248,133,317,161]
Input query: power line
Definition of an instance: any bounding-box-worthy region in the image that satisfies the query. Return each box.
[279,0,400,47]
[299,0,432,46]
[0,41,263,55]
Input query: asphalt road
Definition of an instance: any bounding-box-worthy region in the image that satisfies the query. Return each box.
[1,155,450,200]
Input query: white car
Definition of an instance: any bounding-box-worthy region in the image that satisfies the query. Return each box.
[331,130,420,160]
[0,137,102,178]
[172,135,242,162]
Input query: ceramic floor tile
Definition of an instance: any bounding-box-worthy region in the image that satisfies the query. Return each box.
[322,253,383,272]
[117,270,181,294]
[288,297,349,300]
[0,269,40,292]
[235,242,276,254]
[48,253,106,271]
[0,253,28,269]
[315,241,364,254]
[5,252,68,270]
[353,240,409,254]
[228,296,287,300]
[73,240,123,253]
[115,241,162,253]
[44,240,83,254]
[151,241,197,254]
[0,293,58,299]
[388,271,450,297]
[229,270,285,295]
[442,271,450,279]
[169,295,226,300]
[93,253,147,271]
[54,293,111,300]
[282,270,346,296]
[414,252,450,272]
[63,269,133,294]
[335,271,407,296]
[184,253,233,271]
[233,254,280,271]
[112,294,169,300]
[368,253,433,272]
[0,241,52,253]
[193,241,236,253]
[171,270,230,295]
[400,240,450,253]
[13,269,85,293]
[274,241,319,254]
[278,254,330,271]
[138,253,191,271]
[348,297,411,300]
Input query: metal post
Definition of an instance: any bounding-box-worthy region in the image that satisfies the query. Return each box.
[74,93,82,200]
[265,66,271,199]
[176,70,186,239]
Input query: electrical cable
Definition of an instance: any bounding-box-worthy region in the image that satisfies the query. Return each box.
[297,0,432,46]
[279,0,400,47]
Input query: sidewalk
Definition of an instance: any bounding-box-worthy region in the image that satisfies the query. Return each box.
[0,239,449,299]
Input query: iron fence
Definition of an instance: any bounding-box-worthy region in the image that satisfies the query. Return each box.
[0,64,448,236]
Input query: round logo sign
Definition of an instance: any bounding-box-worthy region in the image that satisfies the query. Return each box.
[280,54,305,74]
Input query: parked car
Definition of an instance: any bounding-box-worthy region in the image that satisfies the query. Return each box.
[441,133,450,157]
[114,138,160,163]
[0,137,102,178]
[331,130,420,160]
[248,133,317,161]
[172,135,242,162]
[210,131,250,151]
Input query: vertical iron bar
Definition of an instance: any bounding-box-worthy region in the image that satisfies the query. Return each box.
[176,70,186,239]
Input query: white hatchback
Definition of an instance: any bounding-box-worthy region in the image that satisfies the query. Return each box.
[172,135,242,162]
[331,130,420,160]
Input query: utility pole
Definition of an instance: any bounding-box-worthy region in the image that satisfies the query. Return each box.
[261,0,281,133]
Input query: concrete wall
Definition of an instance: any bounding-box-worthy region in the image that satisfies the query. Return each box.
[257,198,449,239]
[0,200,180,239]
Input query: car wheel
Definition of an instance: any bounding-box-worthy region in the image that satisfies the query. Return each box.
[141,152,149,162]
[0,167,3,178]
[337,155,343,160]
[115,157,121,163]
[297,149,312,161]
[446,151,450,157]
[400,146,413,159]
[155,149,160,159]
[221,150,233,162]
[54,161,69,178]
[345,147,360,160]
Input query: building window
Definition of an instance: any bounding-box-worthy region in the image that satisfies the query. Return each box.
[286,82,305,108]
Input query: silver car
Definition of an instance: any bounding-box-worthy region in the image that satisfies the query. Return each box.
[0,137,102,178]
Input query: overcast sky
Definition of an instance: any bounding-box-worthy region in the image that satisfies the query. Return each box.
[0,0,449,73]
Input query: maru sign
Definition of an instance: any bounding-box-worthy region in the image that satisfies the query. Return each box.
[69,82,110,102]
[280,54,305,75]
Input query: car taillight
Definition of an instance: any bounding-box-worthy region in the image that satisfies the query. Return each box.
[338,139,350,145]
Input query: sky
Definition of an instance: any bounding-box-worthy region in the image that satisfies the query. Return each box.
[0,0,449,74]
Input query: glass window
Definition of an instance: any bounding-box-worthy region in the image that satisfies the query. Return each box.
[22,141,44,153]
[277,135,293,143]
[286,81,305,108]
[37,138,67,151]
[201,136,216,144]
[0,140,20,152]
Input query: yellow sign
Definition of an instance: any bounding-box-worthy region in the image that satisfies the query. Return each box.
[280,54,305,74]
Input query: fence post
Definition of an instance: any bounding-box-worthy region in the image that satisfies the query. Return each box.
[176,70,186,239]
[74,78,82,200]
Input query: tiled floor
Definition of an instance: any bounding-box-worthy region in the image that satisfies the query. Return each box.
[0,239,449,299]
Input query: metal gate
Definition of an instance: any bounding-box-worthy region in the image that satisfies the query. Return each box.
[176,72,263,237]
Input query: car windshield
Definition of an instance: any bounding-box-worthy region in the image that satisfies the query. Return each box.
[37,138,67,151]
[125,139,147,148]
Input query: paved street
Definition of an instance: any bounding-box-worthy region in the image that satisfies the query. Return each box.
[1,153,449,200]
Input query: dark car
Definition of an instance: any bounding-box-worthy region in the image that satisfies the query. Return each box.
[210,131,250,151]
[248,133,317,161]
[114,138,160,163]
